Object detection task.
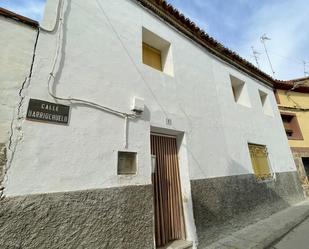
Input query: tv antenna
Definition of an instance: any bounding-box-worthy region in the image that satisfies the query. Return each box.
[251,46,261,69]
[303,61,309,77]
[260,34,275,77]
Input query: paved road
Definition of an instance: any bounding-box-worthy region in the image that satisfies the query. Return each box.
[270,217,309,249]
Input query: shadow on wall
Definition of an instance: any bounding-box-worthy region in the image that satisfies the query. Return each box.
[191,158,304,248]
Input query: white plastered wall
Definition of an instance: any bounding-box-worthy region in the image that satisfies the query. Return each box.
[2,0,296,246]
[2,3,296,244]
[0,17,37,144]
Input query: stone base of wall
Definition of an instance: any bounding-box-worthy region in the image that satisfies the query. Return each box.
[292,148,309,197]
[191,171,304,248]
[0,172,303,248]
[0,185,154,249]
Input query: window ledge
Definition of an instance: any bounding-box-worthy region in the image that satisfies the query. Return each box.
[288,137,304,141]
[234,102,252,109]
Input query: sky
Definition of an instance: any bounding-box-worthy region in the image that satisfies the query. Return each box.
[1,0,46,21]
[1,0,308,80]
[167,0,309,80]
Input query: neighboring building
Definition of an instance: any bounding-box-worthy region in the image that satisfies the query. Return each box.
[0,8,38,192]
[0,0,304,248]
[275,77,309,196]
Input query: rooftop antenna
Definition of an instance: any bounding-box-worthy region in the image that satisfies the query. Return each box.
[260,34,275,77]
[303,61,309,77]
[251,46,261,69]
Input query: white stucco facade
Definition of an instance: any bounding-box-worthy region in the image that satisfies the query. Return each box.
[0,1,302,247]
[0,16,37,144]
[3,0,295,196]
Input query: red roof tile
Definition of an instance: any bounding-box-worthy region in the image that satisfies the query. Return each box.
[274,77,309,93]
[0,7,38,28]
[136,0,277,86]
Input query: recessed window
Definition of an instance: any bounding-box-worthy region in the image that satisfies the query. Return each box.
[258,90,273,116]
[280,112,303,140]
[142,27,174,76]
[230,75,251,107]
[248,143,272,180]
[117,151,137,175]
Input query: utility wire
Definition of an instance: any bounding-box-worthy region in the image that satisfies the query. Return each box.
[260,34,275,77]
[45,0,135,119]
[95,0,212,178]
[42,0,138,149]
[95,0,169,118]
[268,51,306,65]
[246,37,309,78]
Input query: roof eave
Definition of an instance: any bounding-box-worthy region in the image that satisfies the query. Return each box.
[135,0,275,87]
[0,7,39,28]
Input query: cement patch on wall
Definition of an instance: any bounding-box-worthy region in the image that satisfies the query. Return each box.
[0,143,6,184]
[191,171,304,248]
[0,185,154,249]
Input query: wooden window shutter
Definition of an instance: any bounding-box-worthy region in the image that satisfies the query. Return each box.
[142,42,162,71]
[248,144,272,180]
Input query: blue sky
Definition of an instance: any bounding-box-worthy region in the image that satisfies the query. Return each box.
[1,0,308,80]
[168,0,309,80]
[1,0,46,21]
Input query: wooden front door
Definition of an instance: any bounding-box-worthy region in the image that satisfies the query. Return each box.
[150,134,186,247]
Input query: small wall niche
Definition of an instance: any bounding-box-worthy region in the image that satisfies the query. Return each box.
[117,151,137,175]
[142,27,174,76]
[230,75,251,107]
[259,90,273,116]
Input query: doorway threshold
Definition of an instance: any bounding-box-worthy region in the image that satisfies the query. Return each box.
[157,240,193,249]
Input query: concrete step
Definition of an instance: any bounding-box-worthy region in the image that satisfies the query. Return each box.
[158,240,193,249]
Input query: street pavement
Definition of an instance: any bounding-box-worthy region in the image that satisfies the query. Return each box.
[206,201,309,249]
[269,216,309,249]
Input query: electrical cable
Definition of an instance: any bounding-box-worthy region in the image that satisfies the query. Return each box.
[94,0,213,178]
[284,79,309,108]
[95,0,169,118]
[44,0,136,119]
[39,0,62,33]
[42,0,138,149]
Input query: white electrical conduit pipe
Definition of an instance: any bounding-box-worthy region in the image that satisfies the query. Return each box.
[42,0,138,149]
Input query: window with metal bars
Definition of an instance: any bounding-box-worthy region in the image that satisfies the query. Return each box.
[248,143,272,180]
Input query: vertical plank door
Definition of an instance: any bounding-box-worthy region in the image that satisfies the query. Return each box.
[151,134,185,247]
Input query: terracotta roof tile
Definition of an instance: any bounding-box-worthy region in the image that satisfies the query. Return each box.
[136,0,276,86]
[274,77,309,93]
[0,7,38,28]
